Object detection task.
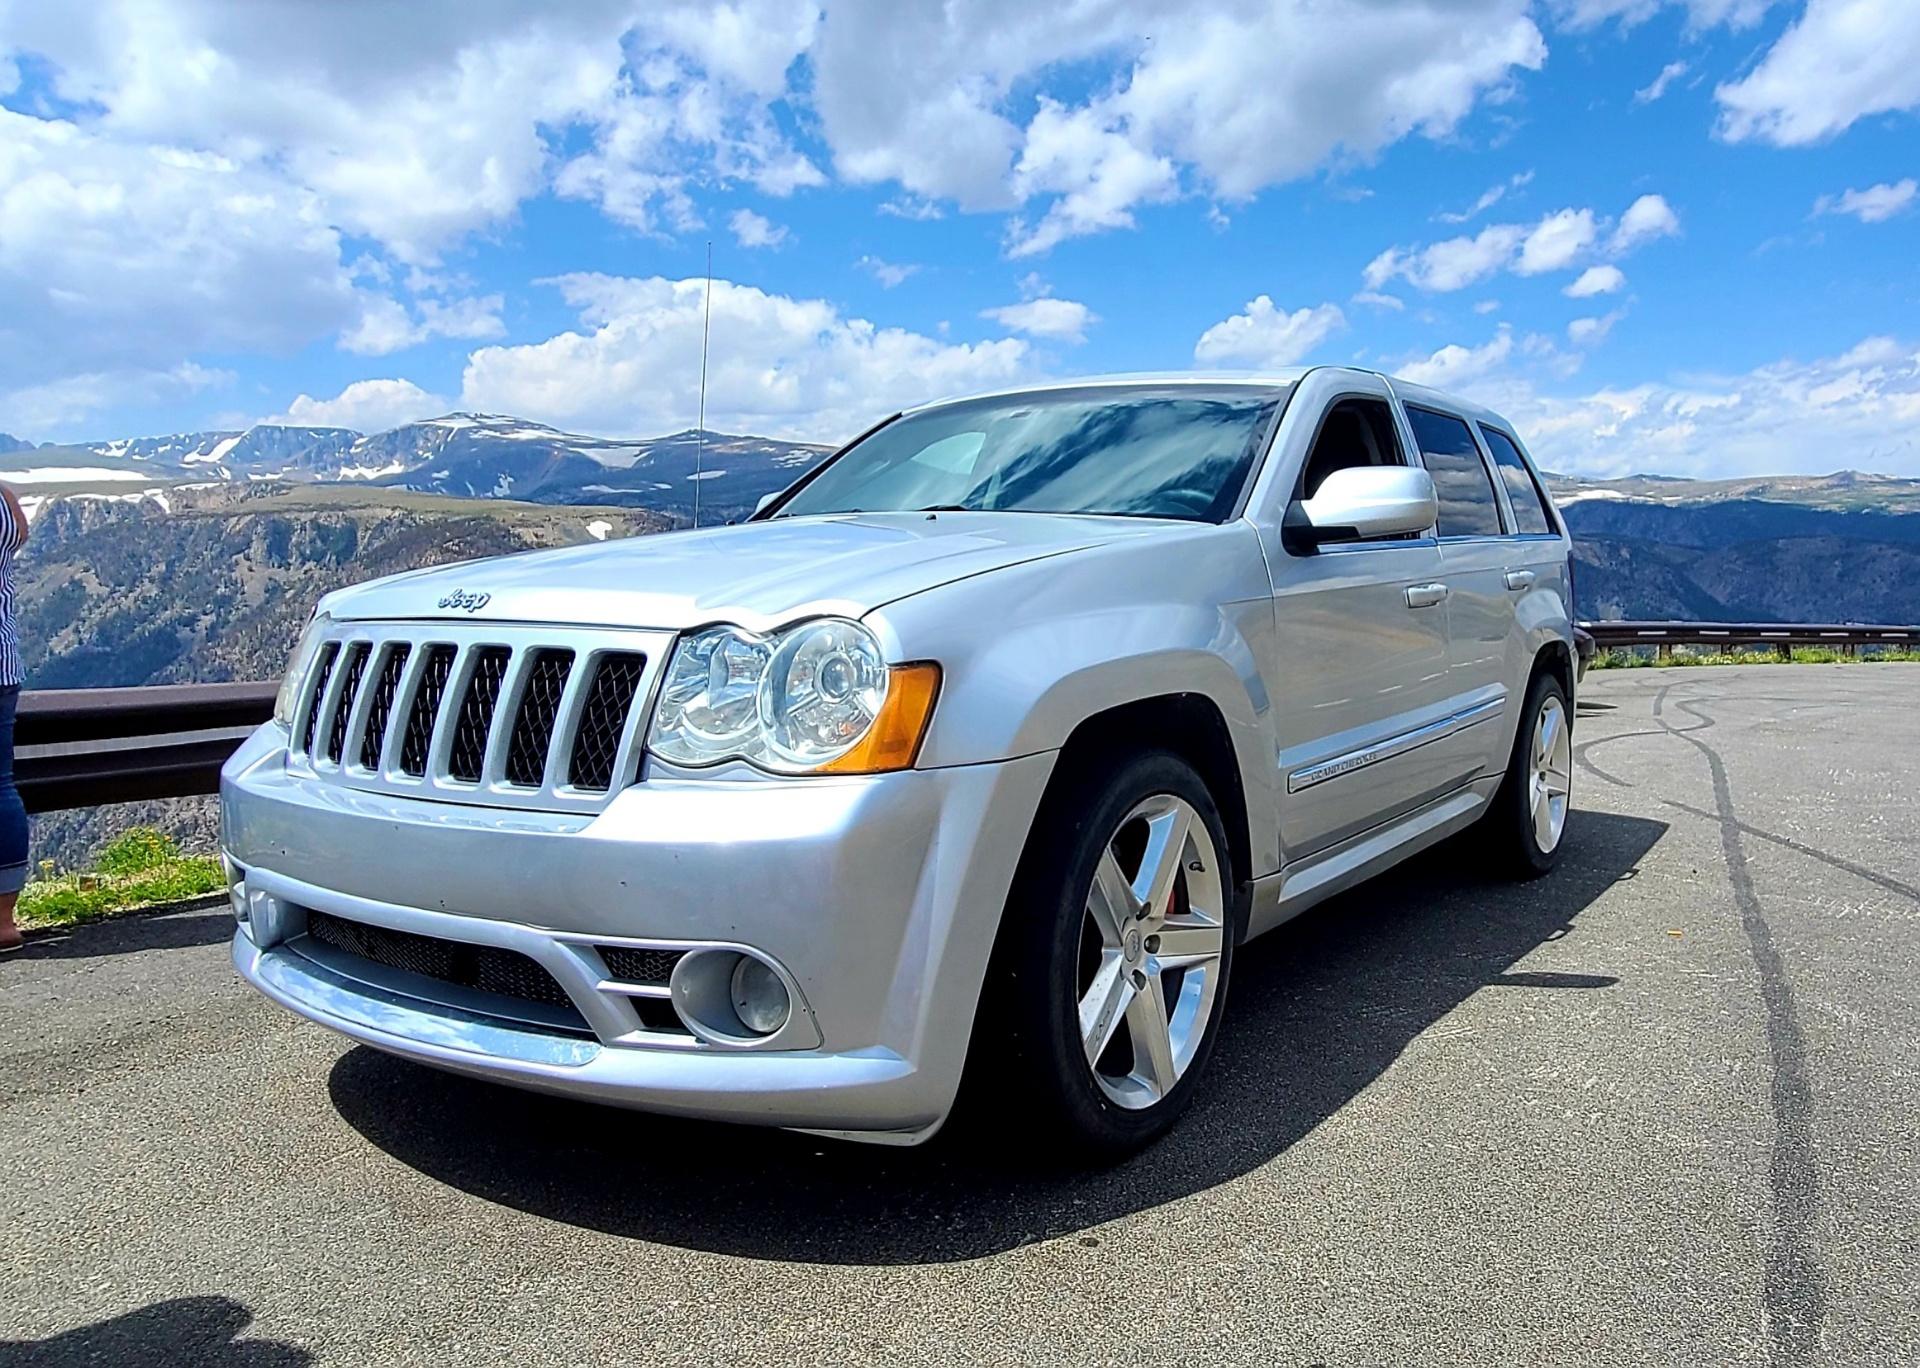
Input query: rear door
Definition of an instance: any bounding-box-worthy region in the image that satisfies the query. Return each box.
[1479,421,1575,693]
[1402,405,1516,783]
[1254,372,1456,860]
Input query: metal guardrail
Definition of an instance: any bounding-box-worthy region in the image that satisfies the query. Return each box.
[16,681,275,814]
[11,620,1919,812]
[1582,620,1919,659]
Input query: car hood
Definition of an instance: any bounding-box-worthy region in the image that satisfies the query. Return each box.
[323,511,1164,632]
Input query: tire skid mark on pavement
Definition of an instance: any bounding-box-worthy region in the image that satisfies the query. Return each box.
[1572,727,1662,788]
[1575,700,1711,789]
[1655,684,1827,1367]
[1658,799,1920,910]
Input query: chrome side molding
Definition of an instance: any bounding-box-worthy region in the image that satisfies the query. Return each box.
[1287,694,1505,794]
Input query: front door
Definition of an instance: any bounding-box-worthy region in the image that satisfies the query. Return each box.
[1256,380,1458,860]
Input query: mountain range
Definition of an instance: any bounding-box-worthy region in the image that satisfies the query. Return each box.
[1,413,831,526]
[7,413,1920,632]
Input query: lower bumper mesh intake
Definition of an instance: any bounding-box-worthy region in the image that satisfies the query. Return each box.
[597,945,685,985]
[302,909,583,1024]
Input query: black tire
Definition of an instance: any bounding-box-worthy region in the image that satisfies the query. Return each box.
[1482,669,1573,879]
[971,750,1243,1156]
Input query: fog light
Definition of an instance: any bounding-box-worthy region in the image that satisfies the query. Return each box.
[729,957,790,1035]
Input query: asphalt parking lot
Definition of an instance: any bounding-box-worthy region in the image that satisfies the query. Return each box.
[4,664,1916,1366]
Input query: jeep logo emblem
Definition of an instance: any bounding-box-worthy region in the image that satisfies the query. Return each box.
[437,590,492,613]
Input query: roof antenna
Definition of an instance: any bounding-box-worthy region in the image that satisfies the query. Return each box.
[693,239,712,530]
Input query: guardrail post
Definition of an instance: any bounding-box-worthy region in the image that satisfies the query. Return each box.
[1656,643,1671,662]
[1776,642,1791,662]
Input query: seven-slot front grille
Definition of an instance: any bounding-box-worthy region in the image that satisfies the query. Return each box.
[398,645,455,776]
[290,622,664,812]
[569,652,647,791]
[299,642,340,754]
[358,644,411,769]
[324,644,371,764]
[505,649,574,787]
[449,646,511,782]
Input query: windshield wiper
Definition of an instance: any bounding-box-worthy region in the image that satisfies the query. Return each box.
[914,504,975,513]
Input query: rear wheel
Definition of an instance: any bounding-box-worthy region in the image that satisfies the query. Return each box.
[981,751,1240,1154]
[1484,670,1573,878]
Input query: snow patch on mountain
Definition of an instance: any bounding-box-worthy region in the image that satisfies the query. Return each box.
[1,466,154,483]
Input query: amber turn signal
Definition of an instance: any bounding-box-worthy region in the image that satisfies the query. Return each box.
[815,662,942,775]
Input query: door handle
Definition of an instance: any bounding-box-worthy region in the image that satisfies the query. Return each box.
[1405,583,1448,609]
[1504,569,1536,591]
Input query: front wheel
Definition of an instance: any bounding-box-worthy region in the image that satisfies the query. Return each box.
[980,751,1240,1154]
[1484,670,1573,878]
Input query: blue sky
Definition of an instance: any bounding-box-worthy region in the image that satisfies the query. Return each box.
[2,1,1917,477]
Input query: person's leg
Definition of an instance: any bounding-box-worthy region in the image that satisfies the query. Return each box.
[0,684,27,950]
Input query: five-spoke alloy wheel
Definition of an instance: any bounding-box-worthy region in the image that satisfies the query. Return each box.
[1484,668,1574,878]
[1077,793,1226,1109]
[981,750,1241,1154]
[1528,692,1572,855]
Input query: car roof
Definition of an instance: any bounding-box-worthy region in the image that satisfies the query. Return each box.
[904,370,1308,412]
[904,367,1519,436]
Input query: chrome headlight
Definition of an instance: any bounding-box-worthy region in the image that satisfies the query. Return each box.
[648,618,939,775]
[272,610,333,730]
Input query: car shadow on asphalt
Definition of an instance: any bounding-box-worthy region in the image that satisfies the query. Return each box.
[328,809,1667,1266]
[9,907,233,962]
[0,1296,311,1368]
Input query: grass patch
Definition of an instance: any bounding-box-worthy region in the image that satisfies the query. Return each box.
[1591,645,1920,670]
[18,828,224,931]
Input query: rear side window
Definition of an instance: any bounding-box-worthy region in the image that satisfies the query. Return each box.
[1407,407,1504,538]
[1480,427,1555,536]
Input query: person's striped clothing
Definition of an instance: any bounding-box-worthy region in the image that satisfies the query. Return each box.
[0,483,25,908]
[0,489,20,687]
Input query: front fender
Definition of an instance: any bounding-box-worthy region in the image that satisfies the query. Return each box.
[866,521,1281,874]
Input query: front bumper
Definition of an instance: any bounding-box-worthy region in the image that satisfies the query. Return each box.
[221,724,1054,1141]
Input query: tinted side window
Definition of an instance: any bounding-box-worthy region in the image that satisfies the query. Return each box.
[1298,397,1406,498]
[1480,427,1554,535]
[1407,407,1503,538]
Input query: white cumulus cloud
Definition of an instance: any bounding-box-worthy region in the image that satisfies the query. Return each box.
[340,293,506,357]
[272,379,450,433]
[1610,194,1681,252]
[1512,336,1920,478]
[460,273,1031,442]
[1399,329,1517,389]
[0,108,361,407]
[979,297,1099,343]
[1549,0,1776,32]
[1565,265,1627,298]
[1635,60,1689,105]
[856,255,919,288]
[1378,331,1920,479]
[1814,179,1918,224]
[1716,0,1920,147]
[1369,194,1678,293]
[1568,309,1626,347]
[811,0,1545,251]
[1517,209,1600,275]
[1193,298,1346,368]
[729,208,790,248]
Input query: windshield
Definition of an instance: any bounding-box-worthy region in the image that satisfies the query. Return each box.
[773,385,1285,523]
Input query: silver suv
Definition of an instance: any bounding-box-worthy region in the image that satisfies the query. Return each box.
[222,369,1575,1152]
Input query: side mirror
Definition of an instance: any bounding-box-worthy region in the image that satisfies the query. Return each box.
[1285,466,1437,551]
[753,492,779,517]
